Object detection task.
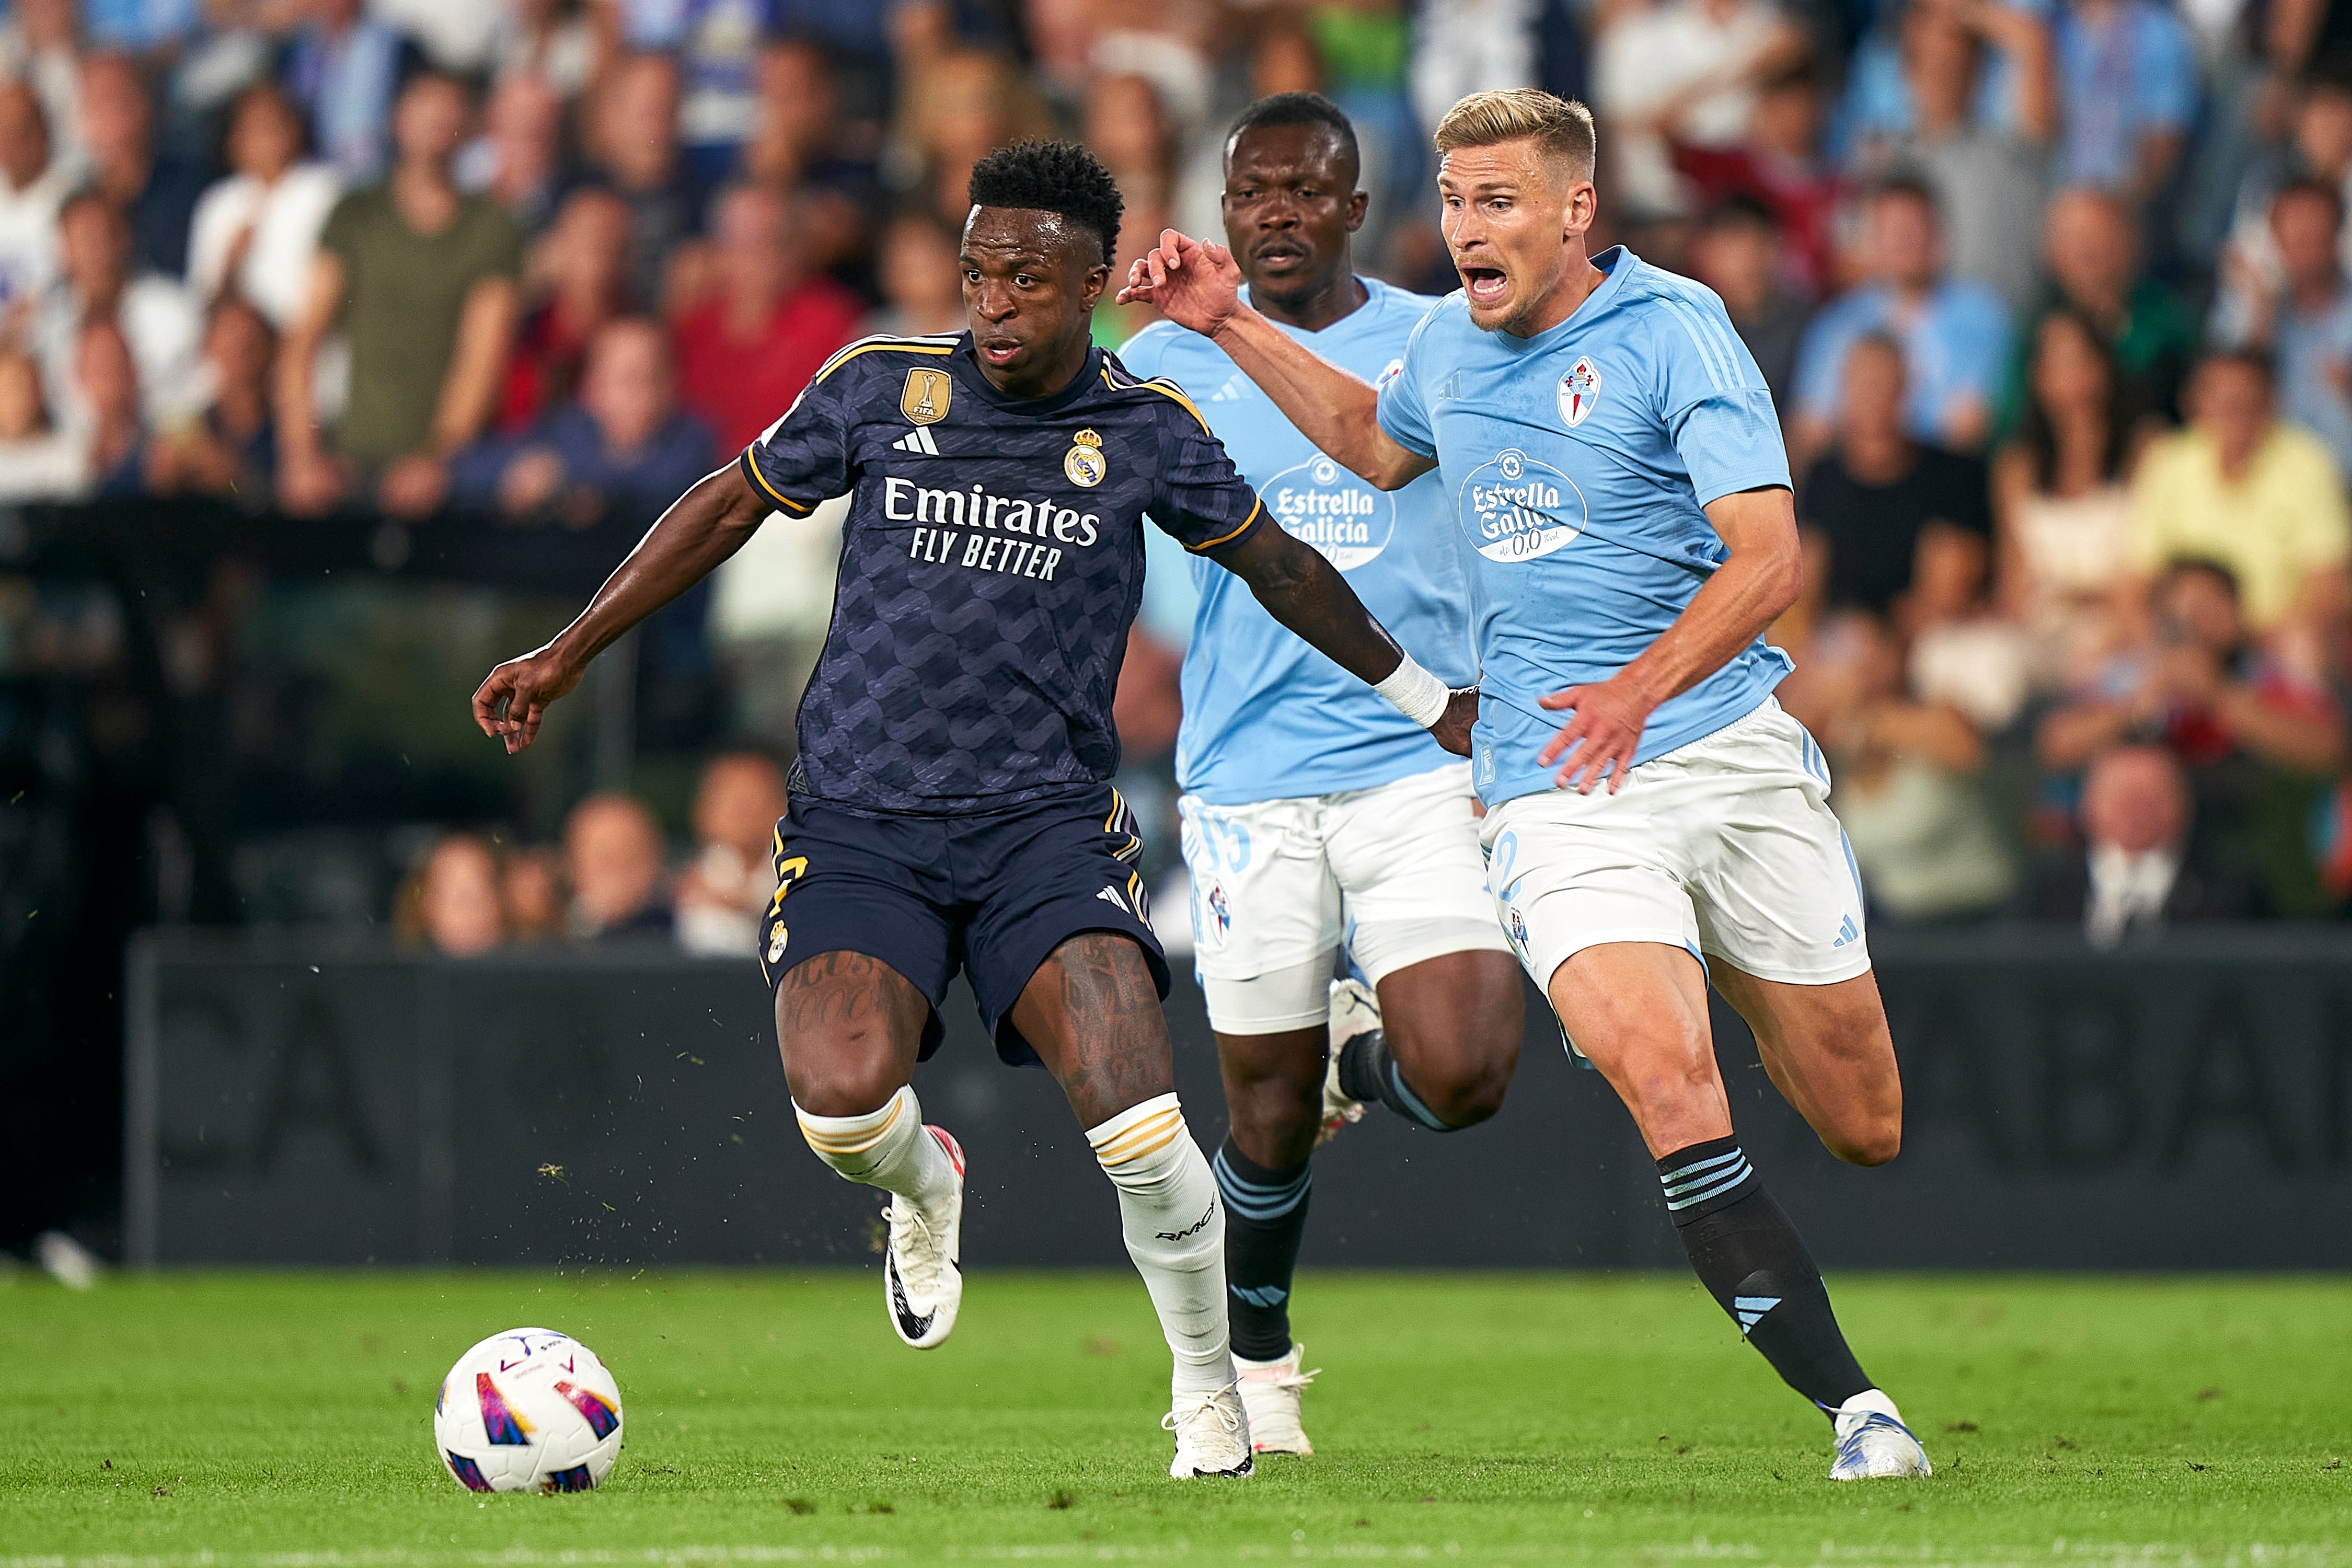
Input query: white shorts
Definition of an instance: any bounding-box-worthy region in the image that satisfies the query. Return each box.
[1180,761,1511,1035]
[1480,698,1870,992]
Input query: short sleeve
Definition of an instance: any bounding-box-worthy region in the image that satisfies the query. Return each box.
[2126,439,2182,571]
[740,367,854,516]
[1375,311,1438,458]
[2287,439,2352,569]
[1149,395,1265,554]
[1942,287,2014,402]
[1653,292,1792,502]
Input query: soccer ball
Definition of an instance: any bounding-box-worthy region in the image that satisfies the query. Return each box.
[432,1327,624,1493]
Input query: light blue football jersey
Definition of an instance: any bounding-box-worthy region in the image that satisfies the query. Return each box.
[1120,279,1476,805]
[1375,247,1795,809]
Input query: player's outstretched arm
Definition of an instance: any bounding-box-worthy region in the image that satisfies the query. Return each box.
[1215,524,1477,755]
[472,464,773,754]
[1536,486,1802,793]
[1118,229,1435,492]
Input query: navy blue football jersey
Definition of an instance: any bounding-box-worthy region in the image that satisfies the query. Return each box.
[741,332,1267,813]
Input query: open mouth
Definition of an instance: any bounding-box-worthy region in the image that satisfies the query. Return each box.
[978,337,1022,366]
[1460,264,1509,306]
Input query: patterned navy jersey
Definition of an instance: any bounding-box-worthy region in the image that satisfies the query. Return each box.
[741,332,1266,813]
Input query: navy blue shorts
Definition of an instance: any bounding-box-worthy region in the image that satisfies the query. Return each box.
[758,785,1170,1066]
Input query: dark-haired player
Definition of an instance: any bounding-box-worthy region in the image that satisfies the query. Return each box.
[1119,94,1524,1458]
[472,141,1474,1481]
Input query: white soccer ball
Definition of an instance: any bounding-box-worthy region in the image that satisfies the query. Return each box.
[432,1327,624,1493]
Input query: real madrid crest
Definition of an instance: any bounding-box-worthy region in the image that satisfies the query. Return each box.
[901,367,952,425]
[1064,427,1106,488]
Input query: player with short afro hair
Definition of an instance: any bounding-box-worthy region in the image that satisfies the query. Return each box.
[967,140,1125,265]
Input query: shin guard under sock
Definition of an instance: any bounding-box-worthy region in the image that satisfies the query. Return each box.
[1334,1028,1456,1132]
[1088,1093,1236,1397]
[1658,1135,1873,1414]
[1211,1136,1311,1362]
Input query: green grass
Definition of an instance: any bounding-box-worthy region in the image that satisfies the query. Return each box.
[2,1271,2346,1566]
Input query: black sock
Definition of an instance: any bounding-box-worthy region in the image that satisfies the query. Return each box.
[1658,1135,1873,1415]
[1335,1029,1456,1132]
[1211,1136,1311,1362]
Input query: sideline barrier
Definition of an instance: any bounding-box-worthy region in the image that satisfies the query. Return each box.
[123,927,2352,1269]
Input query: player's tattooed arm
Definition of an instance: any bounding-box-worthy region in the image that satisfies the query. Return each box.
[1118,229,1434,491]
[472,464,773,753]
[1014,933,1179,1127]
[1215,524,1476,755]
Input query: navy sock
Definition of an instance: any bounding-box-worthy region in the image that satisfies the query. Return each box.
[1212,1136,1311,1362]
[1335,1028,1456,1132]
[1658,1135,1873,1415]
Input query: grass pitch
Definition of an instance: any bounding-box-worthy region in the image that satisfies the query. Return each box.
[1,1271,2345,1567]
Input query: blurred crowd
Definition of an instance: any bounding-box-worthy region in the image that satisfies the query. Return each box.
[4,0,2350,944]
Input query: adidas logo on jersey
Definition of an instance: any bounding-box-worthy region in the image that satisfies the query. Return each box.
[891,425,942,455]
[1207,372,1253,403]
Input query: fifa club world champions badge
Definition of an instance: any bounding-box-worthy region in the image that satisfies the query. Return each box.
[1558,356,1602,427]
[1065,428,1106,488]
[902,366,952,425]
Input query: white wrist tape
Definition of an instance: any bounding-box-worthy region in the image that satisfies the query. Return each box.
[1373,654,1451,728]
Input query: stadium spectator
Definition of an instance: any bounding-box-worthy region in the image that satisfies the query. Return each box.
[897,48,1055,230]
[867,213,964,339]
[0,0,82,177]
[562,792,672,941]
[186,84,343,329]
[2209,178,2352,476]
[2040,557,2348,778]
[1994,308,2141,690]
[78,53,205,280]
[2221,60,2352,277]
[1668,59,1840,299]
[401,832,505,955]
[738,38,839,190]
[673,750,788,958]
[1688,194,1808,410]
[2125,349,2351,633]
[2019,742,2256,942]
[280,0,418,185]
[2051,0,2199,202]
[1798,334,1994,622]
[1997,185,2199,431]
[584,53,712,314]
[454,317,713,521]
[0,81,67,313]
[610,0,771,184]
[671,182,861,456]
[1589,0,1808,217]
[32,192,207,433]
[83,0,197,61]
[1790,177,2012,464]
[0,342,83,500]
[499,187,633,435]
[1850,0,2054,312]
[1807,608,2016,923]
[463,72,566,239]
[501,843,564,942]
[74,317,147,498]
[149,297,276,500]
[277,72,526,519]
[488,0,601,101]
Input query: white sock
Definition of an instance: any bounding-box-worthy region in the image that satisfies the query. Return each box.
[793,1086,956,1214]
[1086,1092,1236,1398]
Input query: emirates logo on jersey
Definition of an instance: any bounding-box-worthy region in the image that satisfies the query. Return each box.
[1558,356,1602,426]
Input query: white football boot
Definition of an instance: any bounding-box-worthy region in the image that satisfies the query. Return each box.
[1318,978,1378,1144]
[1163,1382,1255,1478]
[1829,1389,1933,1480]
[1234,1342,1320,1455]
[881,1126,964,1350]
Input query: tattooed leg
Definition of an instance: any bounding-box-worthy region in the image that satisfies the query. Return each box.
[775,949,931,1115]
[1017,933,1237,1401]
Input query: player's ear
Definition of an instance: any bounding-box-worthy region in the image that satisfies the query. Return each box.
[1079,260,1111,313]
[1345,189,1367,234]
[1566,177,1597,240]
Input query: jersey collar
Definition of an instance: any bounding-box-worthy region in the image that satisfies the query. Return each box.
[1491,245,1635,352]
[950,335,1105,417]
